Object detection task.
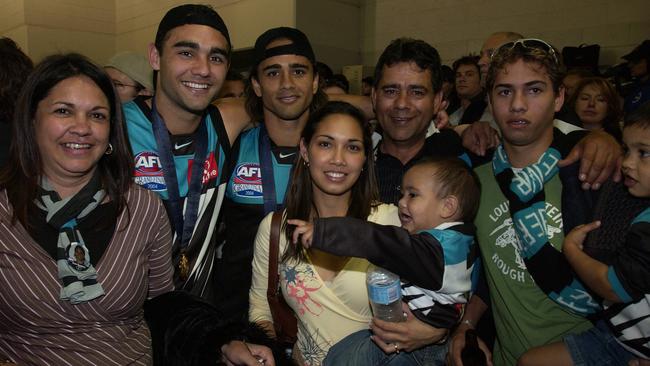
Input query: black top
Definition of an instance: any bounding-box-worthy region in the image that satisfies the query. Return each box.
[0,121,11,170]
[458,92,488,125]
[375,128,465,204]
[27,201,118,266]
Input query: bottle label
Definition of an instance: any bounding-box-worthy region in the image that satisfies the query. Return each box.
[367,281,401,305]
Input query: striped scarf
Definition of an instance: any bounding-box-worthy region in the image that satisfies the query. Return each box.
[35,172,106,304]
[493,143,600,315]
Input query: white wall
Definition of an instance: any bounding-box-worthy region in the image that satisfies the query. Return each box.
[116,0,296,62]
[0,0,116,62]
[361,0,650,67]
[297,0,361,73]
[0,0,26,49]
[2,0,648,69]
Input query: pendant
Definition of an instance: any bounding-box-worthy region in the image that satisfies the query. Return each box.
[179,253,190,281]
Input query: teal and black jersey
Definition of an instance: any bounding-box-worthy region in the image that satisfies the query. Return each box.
[215,125,296,321]
[225,126,293,205]
[124,97,230,289]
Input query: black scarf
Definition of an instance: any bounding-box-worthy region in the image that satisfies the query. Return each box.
[34,171,106,304]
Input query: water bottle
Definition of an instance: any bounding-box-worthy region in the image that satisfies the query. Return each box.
[461,329,487,366]
[366,265,404,322]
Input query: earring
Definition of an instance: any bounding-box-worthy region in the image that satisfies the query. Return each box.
[105,143,113,155]
[303,160,310,167]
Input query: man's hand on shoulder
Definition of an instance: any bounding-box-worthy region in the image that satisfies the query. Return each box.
[457,121,500,156]
[559,129,623,190]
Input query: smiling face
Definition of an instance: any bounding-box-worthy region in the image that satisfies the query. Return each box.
[150,24,229,116]
[622,124,650,197]
[490,59,563,164]
[575,83,608,129]
[373,61,442,149]
[252,40,318,124]
[455,63,482,99]
[398,164,451,233]
[35,76,110,187]
[300,113,366,203]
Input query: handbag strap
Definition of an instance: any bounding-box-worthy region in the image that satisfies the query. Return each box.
[266,211,283,300]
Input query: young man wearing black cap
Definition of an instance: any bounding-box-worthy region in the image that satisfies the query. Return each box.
[214,27,326,323]
[124,5,284,365]
[124,4,250,292]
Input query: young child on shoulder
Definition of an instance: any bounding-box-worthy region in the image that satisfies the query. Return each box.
[519,102,650,366]
[289,156,481,366]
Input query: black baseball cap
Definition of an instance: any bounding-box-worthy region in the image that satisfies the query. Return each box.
[623,40,650,62]
[252,27,315,71]
[155,4,231,51]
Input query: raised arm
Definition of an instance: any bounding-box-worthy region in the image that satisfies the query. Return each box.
[565,211,650,303]
[559,129,623,190]
[448,294,492,366]
[248,212,277,336]
[311,217,451,291]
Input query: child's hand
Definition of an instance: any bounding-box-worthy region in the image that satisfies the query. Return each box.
[287,219,314,248]
[563,220,601,254]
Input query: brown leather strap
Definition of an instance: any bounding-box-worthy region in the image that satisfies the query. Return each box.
[266,211,283,301]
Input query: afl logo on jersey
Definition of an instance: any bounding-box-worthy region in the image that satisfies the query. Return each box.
[133,151,166,191]
[233,162,263,197]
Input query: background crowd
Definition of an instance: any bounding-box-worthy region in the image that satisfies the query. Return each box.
[0,3,648,366]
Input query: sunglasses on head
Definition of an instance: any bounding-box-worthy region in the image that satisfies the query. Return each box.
[491,38,559,65]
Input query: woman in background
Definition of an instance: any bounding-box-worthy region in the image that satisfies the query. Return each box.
[570,76,623,142]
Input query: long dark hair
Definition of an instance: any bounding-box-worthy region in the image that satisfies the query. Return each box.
[0,38,33,125]
[282,101,378,262]
[0,53,134,229]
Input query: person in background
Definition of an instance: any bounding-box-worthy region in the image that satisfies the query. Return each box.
[217,70,246,99]
[623,40,650,114]
[323,74,350,95]
[362,76,374,96]
[315,61,334,90]
[556,68,593,126]
[249,101,402,365]
[104,51,154,102]
[441,64,460,112]
[563,69,593,101]
[449,55,487,126]
[570,76,623,141]
[0,37,33,169]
